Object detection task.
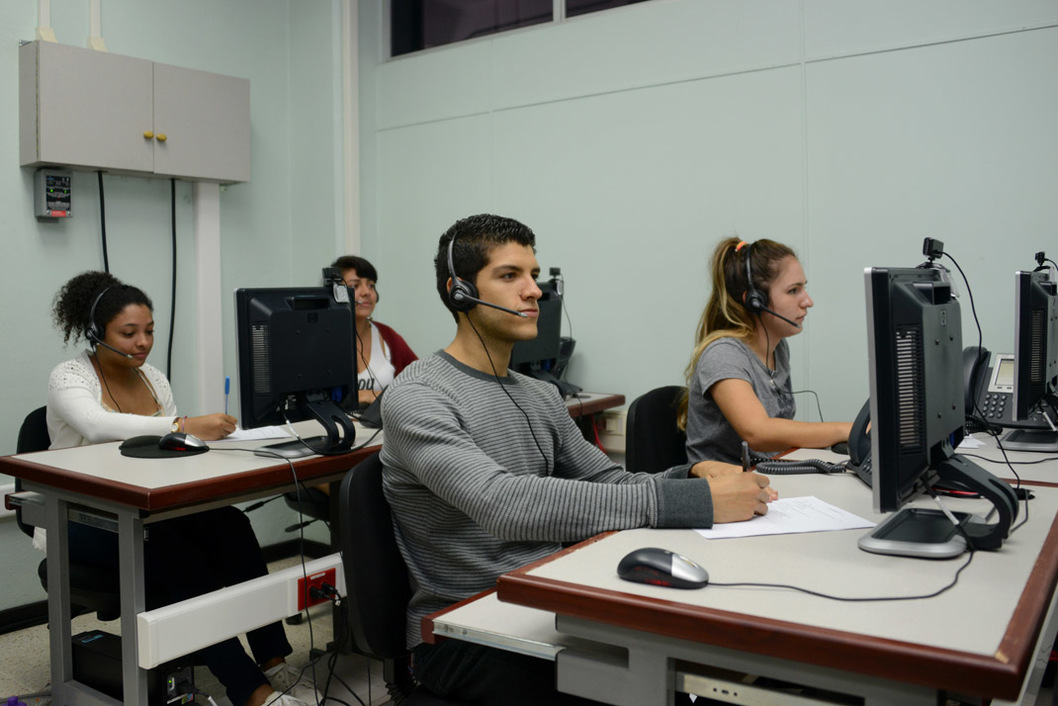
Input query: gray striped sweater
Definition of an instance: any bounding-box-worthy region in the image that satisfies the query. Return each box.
[380,352,714,647]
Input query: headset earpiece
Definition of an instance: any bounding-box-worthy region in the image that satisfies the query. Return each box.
[85,286,112,344]
[447,234,479,312]
[743,242,767,315]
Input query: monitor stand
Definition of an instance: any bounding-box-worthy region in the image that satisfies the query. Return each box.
[858,508,971,558]
[254,397,356,458]
[524,368,582,399]
[858,454,1018,558]
[999,428,1058,453]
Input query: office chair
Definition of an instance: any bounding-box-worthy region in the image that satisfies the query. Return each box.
[15,406,126,620]
[625,386,689,474]
[337,452,470,706]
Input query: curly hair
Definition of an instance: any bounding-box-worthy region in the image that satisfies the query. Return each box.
[52,271,154,346]
[433,214,536,322]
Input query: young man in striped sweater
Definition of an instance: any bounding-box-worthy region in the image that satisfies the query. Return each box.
[380,213,776,705]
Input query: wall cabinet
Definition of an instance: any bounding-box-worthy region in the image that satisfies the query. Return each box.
[19,41,250,183]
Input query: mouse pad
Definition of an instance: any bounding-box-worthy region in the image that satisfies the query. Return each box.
[119,435,209,459]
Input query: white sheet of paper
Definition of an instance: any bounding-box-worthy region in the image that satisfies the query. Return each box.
[696,496,874,539]
[956,435,985,449]
[212,425,293,442]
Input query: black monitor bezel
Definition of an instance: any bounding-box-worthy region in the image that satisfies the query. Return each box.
[234,286,356,431]
[865,265,965,514]
[1013,269,1058,422]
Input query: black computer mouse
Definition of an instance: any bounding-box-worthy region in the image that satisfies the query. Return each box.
[158,432,209,453]
[830,441,849,456]
[616,547,709,589]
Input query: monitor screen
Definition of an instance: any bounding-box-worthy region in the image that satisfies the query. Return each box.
[1013,269,1058,422]
[861,264,1018,557]
[235,286,356,453]
[510,281,562,373]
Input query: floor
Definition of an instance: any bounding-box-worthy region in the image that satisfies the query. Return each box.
[1,553,1054,706]
[0,557,390,706]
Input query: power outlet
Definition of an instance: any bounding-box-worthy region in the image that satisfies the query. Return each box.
[296,567,336,611]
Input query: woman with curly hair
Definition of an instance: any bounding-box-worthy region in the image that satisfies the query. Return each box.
[45,271,315,706]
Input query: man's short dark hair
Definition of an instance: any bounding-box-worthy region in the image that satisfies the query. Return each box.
[434,214,536,320]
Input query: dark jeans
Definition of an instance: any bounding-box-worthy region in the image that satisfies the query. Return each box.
[69,506,291,706]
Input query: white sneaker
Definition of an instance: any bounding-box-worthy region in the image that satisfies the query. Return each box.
[263,662,316,693]
[262,690,312,706]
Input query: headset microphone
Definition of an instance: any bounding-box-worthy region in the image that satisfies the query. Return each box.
[85,285,137,359]
[450,290,528,318]
[447,233,528,318]
[759,305,802,329]
[90,337,137,360]
[743,241,802,329]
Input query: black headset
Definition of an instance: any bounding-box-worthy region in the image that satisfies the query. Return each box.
[446,233,478,312]
[85,286,113,344]
[743,241,767,315]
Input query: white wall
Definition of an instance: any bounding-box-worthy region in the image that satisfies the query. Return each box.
[0,0,344,611]
[356,0,1058,427]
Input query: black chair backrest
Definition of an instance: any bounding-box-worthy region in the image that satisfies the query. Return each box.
[14,406,50,538]
[338,451,412,660]
[625,386,688,474]
[17,406,50,454]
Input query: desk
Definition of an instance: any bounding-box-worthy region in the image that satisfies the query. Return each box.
[430,472,1058,705]
[0,422,382,706]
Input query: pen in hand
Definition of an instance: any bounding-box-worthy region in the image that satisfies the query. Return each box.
[224,376,230,416]
[741,440,751,473]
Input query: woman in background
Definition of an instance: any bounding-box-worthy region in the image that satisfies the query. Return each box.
[679,238,851,464]
[331,255,417,406]
[46,271,314,706]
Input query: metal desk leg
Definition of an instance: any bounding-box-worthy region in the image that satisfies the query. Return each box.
[45,495,74,706]
[117,510,148,705]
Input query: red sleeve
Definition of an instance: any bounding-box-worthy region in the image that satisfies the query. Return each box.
[374,321,418,374]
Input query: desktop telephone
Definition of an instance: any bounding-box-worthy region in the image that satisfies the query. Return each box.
[972,351,1052,430]
[845,346,1012,490]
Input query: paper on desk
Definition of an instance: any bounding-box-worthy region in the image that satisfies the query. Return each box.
[956,435,985,449]
[696,496,874,539]
[212,425,293,442]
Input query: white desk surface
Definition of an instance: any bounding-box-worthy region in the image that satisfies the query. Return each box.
[3,419,383,514]
[434,469,1057,701]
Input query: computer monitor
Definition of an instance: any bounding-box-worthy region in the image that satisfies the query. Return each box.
[235,286,357,456]
[510,281,563,383]
[859,264,1018,558]
[1001,268,1058,452]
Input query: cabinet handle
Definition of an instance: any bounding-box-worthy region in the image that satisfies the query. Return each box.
[155,134,167,143]
[143,131,154,139]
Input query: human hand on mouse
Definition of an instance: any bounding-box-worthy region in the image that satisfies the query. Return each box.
[184,413,238,441]
[707,472,777,523]
[689,460,742,479]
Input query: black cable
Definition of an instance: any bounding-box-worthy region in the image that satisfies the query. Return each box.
[790,389,824,422]
[97,171,109,273]
[466,313,550,475]
[941,248,1028,533]
[710,548,975,602]
[167,179,177,381]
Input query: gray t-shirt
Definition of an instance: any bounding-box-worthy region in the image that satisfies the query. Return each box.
[686,337,795,464]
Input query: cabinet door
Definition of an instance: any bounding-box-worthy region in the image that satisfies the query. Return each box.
[153,63,251,183]
[23,41,154,172]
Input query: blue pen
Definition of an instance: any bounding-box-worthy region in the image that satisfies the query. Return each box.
[224,376,230,415]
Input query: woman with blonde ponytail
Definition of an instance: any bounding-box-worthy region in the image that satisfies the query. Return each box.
[679,238,851,464]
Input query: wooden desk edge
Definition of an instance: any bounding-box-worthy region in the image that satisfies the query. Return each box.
[0,444,381,513]
[496,517,1058,701]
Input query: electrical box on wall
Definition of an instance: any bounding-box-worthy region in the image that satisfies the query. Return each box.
[35,168,72,219]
